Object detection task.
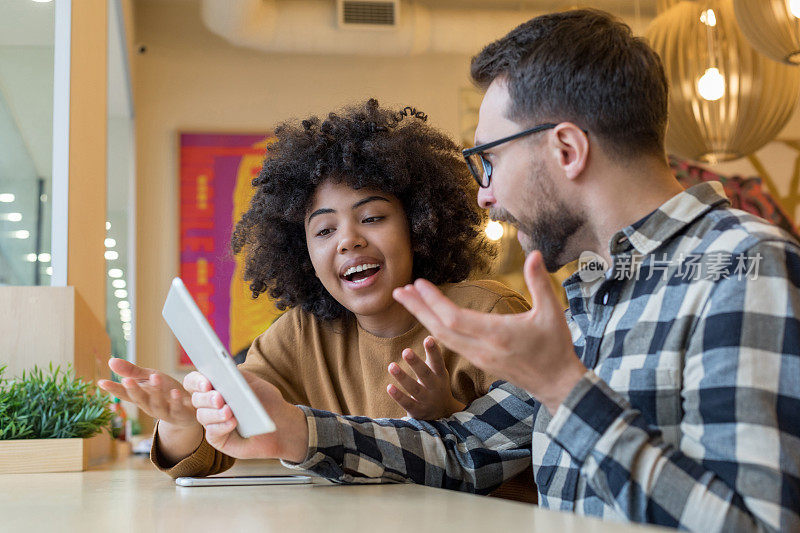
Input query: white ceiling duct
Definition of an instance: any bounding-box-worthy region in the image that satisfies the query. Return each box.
[200,0,543,56]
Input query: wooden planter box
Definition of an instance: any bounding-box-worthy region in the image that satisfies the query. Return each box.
[0,434,112,474]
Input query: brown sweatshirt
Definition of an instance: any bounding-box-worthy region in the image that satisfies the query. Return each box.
[151,280,535,501]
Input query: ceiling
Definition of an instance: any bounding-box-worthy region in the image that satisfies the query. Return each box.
[419,0,657,16]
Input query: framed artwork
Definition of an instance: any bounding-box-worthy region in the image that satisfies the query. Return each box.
[178,133,282,367]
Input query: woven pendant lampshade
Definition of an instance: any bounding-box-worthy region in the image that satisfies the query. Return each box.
[734,0,800,64]
[646,0,800,162]
[657,0,683,13]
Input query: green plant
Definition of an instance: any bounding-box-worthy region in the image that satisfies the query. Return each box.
[0,363,113,440]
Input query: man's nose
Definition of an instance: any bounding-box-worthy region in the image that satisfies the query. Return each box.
[477,185,496,209]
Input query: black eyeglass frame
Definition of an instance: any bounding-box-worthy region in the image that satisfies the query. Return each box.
[462,122,587,188]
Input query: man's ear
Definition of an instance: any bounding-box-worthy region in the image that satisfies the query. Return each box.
[549,123,589,181]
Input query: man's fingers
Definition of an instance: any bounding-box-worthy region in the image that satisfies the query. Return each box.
[108,358,153,379]
[523,251,559,314]
[403,348,435,383]
[386,384,420,414]
[196,405,233,426]
[423,336,446,375]
[388,361,425,398]
[183,371,212,394]
[204,417,238,443]
[192,390,224,410]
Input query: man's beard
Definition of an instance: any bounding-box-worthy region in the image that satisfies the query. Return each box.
[489,163,585,273]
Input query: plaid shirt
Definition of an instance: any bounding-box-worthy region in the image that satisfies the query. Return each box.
[285,182,800,532]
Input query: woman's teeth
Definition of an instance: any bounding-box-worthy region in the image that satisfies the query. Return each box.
[343,263,381,283]
[343,263,380,278]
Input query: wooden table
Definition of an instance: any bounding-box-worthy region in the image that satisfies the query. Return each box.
[0,455,667,532]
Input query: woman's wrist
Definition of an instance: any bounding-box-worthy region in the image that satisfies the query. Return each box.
[156,420,204,466]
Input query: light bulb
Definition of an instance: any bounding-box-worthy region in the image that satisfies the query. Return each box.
[700,9,717,26]
[485,221,504,241]
[698,67,725,101]
[789,0,800,18]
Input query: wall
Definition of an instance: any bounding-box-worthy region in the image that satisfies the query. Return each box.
[134,0,476,397]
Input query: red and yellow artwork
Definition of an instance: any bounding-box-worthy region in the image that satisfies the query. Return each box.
[179,133,282,367]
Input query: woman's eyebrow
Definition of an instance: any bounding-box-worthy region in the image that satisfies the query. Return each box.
[352,196,390,210]
[307,208,335,224]
[307,196,389,224]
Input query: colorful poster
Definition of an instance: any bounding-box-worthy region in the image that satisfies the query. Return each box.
[179,133,282,367]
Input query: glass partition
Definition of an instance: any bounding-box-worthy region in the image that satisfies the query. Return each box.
[107,0,135,362]
[0,1,55,286]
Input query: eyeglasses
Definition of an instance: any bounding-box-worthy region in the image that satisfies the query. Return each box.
[462,122,561,188]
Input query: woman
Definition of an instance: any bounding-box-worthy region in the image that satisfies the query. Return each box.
[99,100,532,500]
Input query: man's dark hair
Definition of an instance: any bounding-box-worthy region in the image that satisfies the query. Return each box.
[471,9,669,160]
[231,99,495,321]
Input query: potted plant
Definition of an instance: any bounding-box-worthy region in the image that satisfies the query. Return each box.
[0,363,113,473]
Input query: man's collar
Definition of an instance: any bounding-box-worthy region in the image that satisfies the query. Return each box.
[608,181,730,257]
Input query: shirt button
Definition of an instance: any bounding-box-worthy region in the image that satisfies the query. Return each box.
[602,292,609,305]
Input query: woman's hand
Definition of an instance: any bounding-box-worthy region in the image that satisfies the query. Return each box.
[184,370,309,463]
[97,358,197,429]
[386,336,466,420]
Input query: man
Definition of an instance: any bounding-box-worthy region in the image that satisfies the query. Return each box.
[186,9,799,531]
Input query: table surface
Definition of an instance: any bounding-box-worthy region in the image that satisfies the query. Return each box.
[0,455,668,532]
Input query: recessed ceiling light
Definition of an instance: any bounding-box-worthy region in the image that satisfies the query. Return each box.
[25,253,37,262]
[0,213,22,222]
[115,289,128,299]
[108,268,123,278]
[112,279,126,289]
[0,194,14,203]
[12,230,30,239]
[105,238,116,248]
[46,266,53,275]
[105,250,119,260]
[106,221,111,230]
[38,253,51,262]
[117,300,130,310]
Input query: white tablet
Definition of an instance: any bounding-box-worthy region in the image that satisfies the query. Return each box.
[175,475,312,487]
[161,277,276,438]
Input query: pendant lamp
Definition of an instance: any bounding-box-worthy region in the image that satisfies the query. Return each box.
[734,0,800,64]
[646,0,800,162]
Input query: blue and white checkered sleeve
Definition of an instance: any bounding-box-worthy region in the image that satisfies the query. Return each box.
[282,381,537,494]
[546,240,800,532]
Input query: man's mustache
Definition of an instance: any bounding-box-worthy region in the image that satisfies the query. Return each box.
[488,207,519,227]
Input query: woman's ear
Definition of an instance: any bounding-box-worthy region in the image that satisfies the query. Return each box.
[550,123,589,181]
